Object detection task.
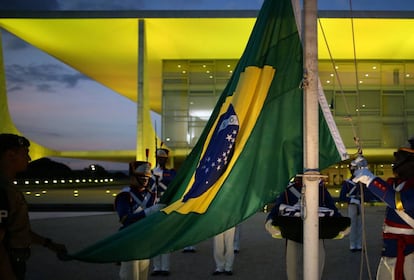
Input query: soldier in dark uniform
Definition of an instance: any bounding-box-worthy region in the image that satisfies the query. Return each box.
[0,133,67,280]
[339,163,377,252]
[265,176,347,280]
[150,148,176,276]
[115,161,161,280]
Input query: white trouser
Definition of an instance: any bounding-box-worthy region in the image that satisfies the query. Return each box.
[234,224,241,251]
[119,260,150,280]
[285,239,325,280]
[152,253,170,271]
[376,253,414,280]
[213,227,235,272]
[348,203,362,249]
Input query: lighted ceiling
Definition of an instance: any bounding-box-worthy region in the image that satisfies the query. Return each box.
[1,17,414,114]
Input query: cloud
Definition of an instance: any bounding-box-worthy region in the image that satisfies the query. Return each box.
[3,34,29,51]
[5,63,90,92]
[0,0,59,10]
[56,0,263,11]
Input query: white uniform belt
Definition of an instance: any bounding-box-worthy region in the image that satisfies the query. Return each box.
[383,224,414,235]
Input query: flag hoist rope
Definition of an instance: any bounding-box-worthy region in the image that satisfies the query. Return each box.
[318,0,372,278]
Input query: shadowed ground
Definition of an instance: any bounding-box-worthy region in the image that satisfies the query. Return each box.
[25,206,385,280]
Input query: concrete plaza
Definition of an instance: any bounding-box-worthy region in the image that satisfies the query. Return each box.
[26,206,385,280]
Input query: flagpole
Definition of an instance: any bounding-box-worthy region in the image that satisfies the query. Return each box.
[302,0,320,279]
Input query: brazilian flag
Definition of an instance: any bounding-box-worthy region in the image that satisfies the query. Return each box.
[72,0,348,262]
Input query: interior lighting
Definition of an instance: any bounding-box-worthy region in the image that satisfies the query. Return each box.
[209,75,213,79]
[35,193,40,197]
[359,80,363,84]
[372,66,377,70]
[44,180,49,184]
[53,180,57,183]
[24,181,29,185]
[406,74,411,77]
[25,191,31,195]
[203,65,206,68]
[42,190,47,194]
[106,190,111,194]
[206,70,210,73]
[326,80,331,84]
[182,70,186,74]
[165,137,171,142]
[177,64,181,68]
[35,180,40,184]
[365,74,369,77]
[330,73,334,77]
[227,64,231,68]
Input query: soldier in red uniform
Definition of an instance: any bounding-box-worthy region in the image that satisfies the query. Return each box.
[352,138,414,280]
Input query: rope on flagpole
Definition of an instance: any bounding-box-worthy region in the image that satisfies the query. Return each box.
[318,0,373,278]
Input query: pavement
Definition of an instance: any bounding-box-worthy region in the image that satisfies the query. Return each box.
[26,206,386,280]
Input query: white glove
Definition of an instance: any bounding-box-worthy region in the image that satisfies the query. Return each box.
[352,169,375,186]
[349,198,360,205]
[152,167,163,181]
[351,155,368,169]
[334,226,351,239]
[144,204,165,216]
[265,219,282,238]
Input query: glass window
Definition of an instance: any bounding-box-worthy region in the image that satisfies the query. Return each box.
[381,63,404,90]
[406,90,414,116]
[357,61,381,90]
[405,63,414,90]
[382,94,404,117]
[358,90,380,116]
[382,124,405,148]
[359,122,381,147]
[334,91,357,116]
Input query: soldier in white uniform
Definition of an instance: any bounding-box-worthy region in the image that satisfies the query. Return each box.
[212,227,236,276]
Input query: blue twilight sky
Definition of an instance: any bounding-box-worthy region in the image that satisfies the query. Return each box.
[0,0,413,170]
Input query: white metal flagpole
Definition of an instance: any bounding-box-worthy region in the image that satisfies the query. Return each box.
[302,0,320,279]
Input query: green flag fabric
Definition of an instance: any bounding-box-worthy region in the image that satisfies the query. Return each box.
[72,0,348,262]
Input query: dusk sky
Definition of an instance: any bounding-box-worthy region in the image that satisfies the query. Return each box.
[0,0,413,170]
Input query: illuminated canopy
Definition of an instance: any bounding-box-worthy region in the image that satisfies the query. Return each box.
[0,11,413,163]
[2,14,413,113]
